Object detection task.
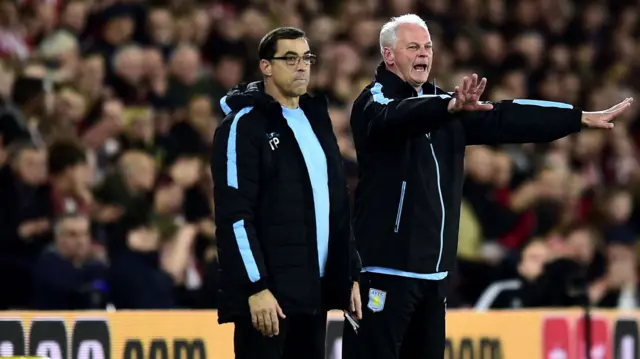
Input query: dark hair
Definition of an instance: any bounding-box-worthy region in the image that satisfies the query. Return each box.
[48,139,87,176]
[257,27,306,60]
[6,140,41,165]
[54,212,90,235]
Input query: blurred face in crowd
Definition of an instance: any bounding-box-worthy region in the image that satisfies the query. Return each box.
[55,88,87,124]
[241,9,270,41]
[350,20,378,51]
[518,240,549,281]
[127,112,154,144]
[514,33,544,68]
[481,32,505,65]
[121,152,156,191]
[543,149,569,172]
[0,0,18,27]
[70,162,93,189]
[390,0,415,15]
[262,38,313,98]
[607,190,632,224]
[493,151,513,188]
[135,155,156,191]
[309,16,336,45]
[143,49,165,78]
[56,216,91,263]
[61,1,88,33]
[148,8,174,45]
[566,228,596,264]
[79,55,105,93]
[14,147,47,185]
[334,44,361,77]
[329,107,349,133]
[574,130,604,160]
[192,11,211,44]
[536,169,566,200]
[175,15,196,44]
[170,47,200,85]
[105,17,135,45]
[501,70,527,98]
[170,156,203,188]
[115,48,144,85]
[464,146,494,183]
[215,57,244,90]
[154,181,184,214]
[189,96,213,129]
[383,23,432,90]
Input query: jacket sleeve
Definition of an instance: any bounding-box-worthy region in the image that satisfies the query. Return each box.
[460,99,583,146]
[212,109,268,295]
[359,92,453,143]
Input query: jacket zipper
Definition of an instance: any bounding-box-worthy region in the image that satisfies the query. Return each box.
[394,181,407,233]
[427,134,446,272]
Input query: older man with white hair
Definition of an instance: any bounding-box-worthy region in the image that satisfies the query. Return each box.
[343,14,633,359]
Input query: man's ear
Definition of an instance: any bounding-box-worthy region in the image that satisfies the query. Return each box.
[259,59,272,77]
[383,47,394,66]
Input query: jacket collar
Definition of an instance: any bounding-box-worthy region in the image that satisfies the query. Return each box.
[374,61,438,97]
[222,81,325,117]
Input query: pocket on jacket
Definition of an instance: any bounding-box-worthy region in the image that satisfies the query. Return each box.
[393,181,407,233]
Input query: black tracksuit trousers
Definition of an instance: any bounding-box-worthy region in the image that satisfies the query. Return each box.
[233,311,327,359]
[343,272,448,359]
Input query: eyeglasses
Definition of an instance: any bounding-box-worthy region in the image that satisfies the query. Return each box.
[270,53,317,66]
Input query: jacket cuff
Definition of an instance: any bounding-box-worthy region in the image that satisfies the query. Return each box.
[248,278,268,295]
[351,266,361,282]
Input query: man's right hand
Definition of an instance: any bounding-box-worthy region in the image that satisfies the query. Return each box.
[248,289,286,337]
[447,74,494,113]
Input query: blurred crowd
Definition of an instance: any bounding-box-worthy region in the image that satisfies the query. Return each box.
[1,0,640,310]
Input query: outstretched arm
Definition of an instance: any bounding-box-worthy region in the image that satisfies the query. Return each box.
[461,97,633,146]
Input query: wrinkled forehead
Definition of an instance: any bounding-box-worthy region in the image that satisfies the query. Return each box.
[59,216,90,233]
[395,23,431,46]
[274,38,310,56]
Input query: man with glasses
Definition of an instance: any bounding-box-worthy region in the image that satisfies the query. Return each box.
[212,27,361,359]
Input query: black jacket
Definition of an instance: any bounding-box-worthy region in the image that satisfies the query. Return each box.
[351,63,582,275]
[212,82,360,323]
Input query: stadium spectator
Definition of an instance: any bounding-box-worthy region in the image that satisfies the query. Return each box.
[475,238,550,310]
[0,141,51,309]
[48,139,92,216]
[108,219,197,309]
[30,213,108,310]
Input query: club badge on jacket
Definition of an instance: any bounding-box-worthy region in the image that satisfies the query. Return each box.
[368,288,387,312]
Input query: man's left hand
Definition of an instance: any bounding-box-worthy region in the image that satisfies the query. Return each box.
[581,98,634,129]
[350,281,362,319]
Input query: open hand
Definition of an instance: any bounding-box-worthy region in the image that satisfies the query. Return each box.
[248,289,286,337]
[448,74,494,113]
[581,97,633,129]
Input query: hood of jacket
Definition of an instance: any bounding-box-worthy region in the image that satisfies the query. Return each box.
[219,81,275,116]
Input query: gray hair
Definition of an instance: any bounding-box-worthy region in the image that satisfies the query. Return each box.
[379,14,429,56]
[112,45,143,71]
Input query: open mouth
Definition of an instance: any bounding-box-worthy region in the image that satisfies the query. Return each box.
[413,64,427,72]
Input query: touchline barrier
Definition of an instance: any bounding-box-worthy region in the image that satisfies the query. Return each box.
[0,309,636,359]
